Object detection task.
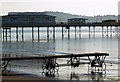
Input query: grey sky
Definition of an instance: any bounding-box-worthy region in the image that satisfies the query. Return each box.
[0,0,120,16]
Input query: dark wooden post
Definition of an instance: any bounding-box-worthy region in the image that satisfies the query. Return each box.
[32,27,34,42]
[22,27,24,42]
[107,26,108,38]
[16,27,18,42]
[9,28,11,42]
[102,26,104,38]
[53,27,55,39]
[62,27,64,39]
[5,27,7,42]
[110,26,112,38]
[68,26,70,39]
[47,27,49,40]
[38,27,40,42]
[89,26,90,38]
[93,26,95,38]
[79,26,81,38]
[75,26,76,39]
[3,28,4,42]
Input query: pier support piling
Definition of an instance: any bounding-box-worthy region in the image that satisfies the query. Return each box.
[9,28,11,42]
[3,27,11,42]
[93,26,95,38]
[62,27,64,39]
[89,26,90,38]
[38,27,40,42]
[32,27,34,42]
[47,27,49,40]
[68,27,70,39]
[3,28,4,42]
[102,26,104,38]
[107,26,108,38]
[75,26,77,39]
[5,27,7,42]
[79,26,81,38]
[53,27,55,39]
[22,27,24,42]
[16,27,18,42]
[2,25,118,42]
[110,26,112,38]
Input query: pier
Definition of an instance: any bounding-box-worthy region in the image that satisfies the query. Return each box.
[2,23,120,42]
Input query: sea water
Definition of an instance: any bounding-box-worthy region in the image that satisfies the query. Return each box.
[2,26,119,80]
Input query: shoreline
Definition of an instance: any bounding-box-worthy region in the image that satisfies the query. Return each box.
[1,71,58,81]
[1,71,120,82]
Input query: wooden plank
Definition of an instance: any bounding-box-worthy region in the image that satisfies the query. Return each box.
[1,52,109,61]
[39,52,109,58]
[35,51,73,55]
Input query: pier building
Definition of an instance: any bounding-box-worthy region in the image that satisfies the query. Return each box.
[68,18,87,24]
[119,1,120,23]
[2,12,56,26]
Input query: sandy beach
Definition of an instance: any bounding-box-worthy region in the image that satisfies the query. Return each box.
[1,57,120,82]
[1,71,120,82]
[1,63,120,82]
[1,71,60,82]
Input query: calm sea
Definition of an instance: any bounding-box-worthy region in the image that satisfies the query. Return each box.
[2,26,119,80]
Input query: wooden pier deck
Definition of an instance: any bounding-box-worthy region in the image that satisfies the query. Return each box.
[2,23,120,27]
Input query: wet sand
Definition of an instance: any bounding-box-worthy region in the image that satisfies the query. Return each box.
[1,71,59,82]
[1,60,119,81]
[1,72,120,82]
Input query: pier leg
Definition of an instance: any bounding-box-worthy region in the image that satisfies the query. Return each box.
[93,26,95,38]
[110,26,112,38]
[32,27,34,42]
[89,26,90,38]
[3,28,4,42]
[107,26,108,38]
[62,27,64,39]
[5,27,7,42]
[38,27,40,42]
[68,27,70,39]
[116,26,119,38]
[9,28,11,42]
[102,26,104,38]
[79,26,81,38]
[22,27,24,42]
[47,27,49,40]
[75,26,76,39]
[16,27,18,42]
[53,27,55,39]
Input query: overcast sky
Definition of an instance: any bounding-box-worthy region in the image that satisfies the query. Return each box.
[0,0,120,16]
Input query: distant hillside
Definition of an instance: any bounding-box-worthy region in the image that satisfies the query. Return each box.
[6,11,118,23]
[43,11,89,23]
[43,11,118,23]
